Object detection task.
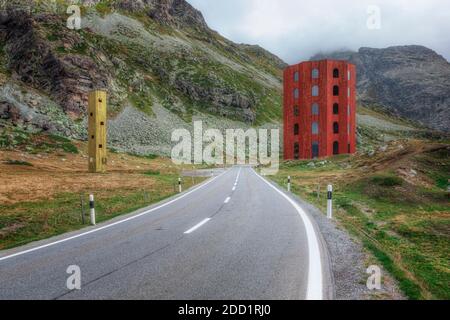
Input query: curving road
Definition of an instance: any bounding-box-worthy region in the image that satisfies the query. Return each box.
[0,166,332,300]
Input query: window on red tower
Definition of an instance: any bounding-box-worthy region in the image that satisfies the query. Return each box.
[312,103,319,115]
[294,124,299,135]
[333,122,339,134]
[312,85,319,97]
[312,122,319,134]
[333,85,339,96]
[294,71,299,82]
[312,142,319,158]
[294,105,299,116]
[333,103,339,115]
[333,141,339,155]
[294,143,300,160]
[333,68,339,78]
[312,68,319,79]
[294,88,299,99]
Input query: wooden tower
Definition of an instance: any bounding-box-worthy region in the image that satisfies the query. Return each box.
[88,90,107,173]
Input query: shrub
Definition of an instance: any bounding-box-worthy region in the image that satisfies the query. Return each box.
[144,170,160,176]
[6,159,33,166]
[371,174,403,187]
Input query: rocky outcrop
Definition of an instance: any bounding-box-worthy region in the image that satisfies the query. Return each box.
[0,8,108,118]
[237,44,288,70]
[0,0,285,149]
[311,46,450,132]
[107,0,209,31]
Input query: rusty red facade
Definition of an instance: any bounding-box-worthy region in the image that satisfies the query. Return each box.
[283,60,357,160]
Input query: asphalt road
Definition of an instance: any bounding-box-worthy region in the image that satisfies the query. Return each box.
[0,166,331,300]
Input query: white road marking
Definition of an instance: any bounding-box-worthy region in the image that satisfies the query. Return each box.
[232,186,236,191]
[184,218,211,234]
[0,169,231,262]
[251,169,323,301]
[234,167,242,185]
[224,197,231,204]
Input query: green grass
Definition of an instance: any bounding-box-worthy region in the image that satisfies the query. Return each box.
[144,154,159,160]
[144,170,160,176]
[95,0,113,16]
[364,240,423,300]
[5,159,33,166]
[72,42,88,55]
[126,152,159,160]
[0,127,31,149]
[47,34,58,42]
[0,41,8,74]
[0,127,78,154]
[129,91,154,116]
[340,174,449,299]
[269,145,450,300]
[370,174,404,187]
[0,173,205,250]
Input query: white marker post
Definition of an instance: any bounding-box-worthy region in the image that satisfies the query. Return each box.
[89,194,96,226]
[178,178,182,193]
[327,185,333,219]
[288,176,291,192]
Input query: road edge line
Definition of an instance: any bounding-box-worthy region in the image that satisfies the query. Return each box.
[251,169,323,300]
[0,169,230,262]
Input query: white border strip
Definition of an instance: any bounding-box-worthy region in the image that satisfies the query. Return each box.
[251,169,323,300]
[0,169,230,262]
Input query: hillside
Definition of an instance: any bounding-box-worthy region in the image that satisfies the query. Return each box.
[311,45,450,133]
[0,0,284,155]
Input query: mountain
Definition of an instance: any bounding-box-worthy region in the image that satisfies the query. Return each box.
[311,45,450,132]
[0,0,285,154]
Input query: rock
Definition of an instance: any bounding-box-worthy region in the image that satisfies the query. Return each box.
[0,9,109,117]
[311,45,450,132]
[114,0,209,31]
[410,169,418,177]
[379,145,388,152]
[0,101,21,123]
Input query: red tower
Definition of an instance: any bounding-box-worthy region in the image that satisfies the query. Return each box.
[283,60,357,160]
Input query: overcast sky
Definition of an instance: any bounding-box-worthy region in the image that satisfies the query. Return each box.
[186,0,450,64]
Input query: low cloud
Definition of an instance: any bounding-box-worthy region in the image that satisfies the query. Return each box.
[187,0,450,64]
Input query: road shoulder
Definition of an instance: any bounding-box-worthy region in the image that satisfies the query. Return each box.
[263,173,401,300]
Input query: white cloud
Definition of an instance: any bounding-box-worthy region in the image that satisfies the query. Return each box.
[187,0,450,64]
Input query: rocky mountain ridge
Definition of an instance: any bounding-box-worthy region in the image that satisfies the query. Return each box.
[0,1,284,122]
[0,0,285,154]
[311,45,450,132]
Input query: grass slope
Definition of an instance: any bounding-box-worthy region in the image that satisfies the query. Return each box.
[0,130,207,250]
[270,139,449,300]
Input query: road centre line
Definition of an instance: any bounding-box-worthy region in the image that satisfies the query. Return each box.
[184,218,211,234]
[0,169,230,262]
